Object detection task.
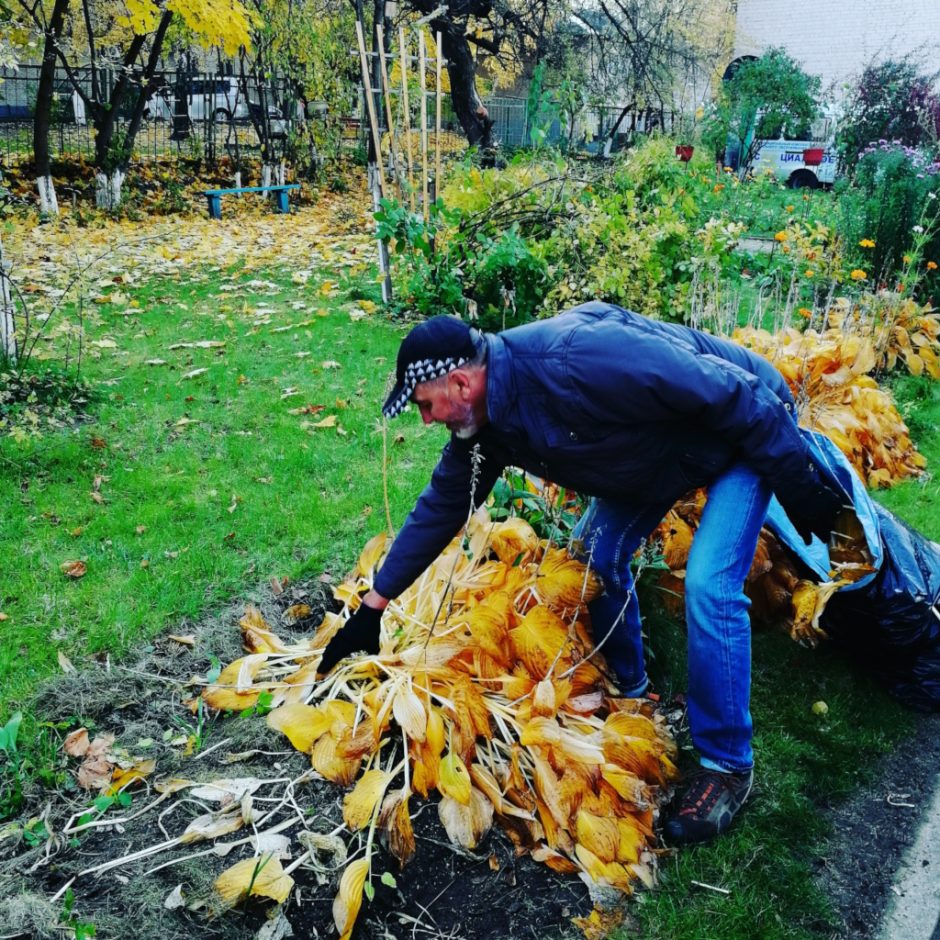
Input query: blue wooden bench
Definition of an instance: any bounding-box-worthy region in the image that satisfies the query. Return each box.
[200,183,300,219]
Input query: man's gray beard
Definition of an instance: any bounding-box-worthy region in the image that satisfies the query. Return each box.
[453,421,480,439]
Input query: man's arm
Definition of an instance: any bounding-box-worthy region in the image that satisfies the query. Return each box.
[371,437,503,601]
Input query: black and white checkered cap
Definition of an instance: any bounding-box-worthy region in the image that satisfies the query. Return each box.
[382,316,482,419]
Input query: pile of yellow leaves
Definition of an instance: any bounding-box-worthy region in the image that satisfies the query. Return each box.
[655,316,924,646]
[734,323,929,487]
[203,511,678,937]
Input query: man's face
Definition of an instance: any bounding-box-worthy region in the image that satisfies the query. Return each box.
[411,375,482,439]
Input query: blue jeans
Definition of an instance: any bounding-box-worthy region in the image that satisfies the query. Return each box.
[572,464,771,772]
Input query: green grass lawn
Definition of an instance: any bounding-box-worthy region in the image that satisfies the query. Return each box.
[1,251,938,939]
[0,266,445,709]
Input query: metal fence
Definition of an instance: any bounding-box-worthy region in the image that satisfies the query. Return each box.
[0,63,680,167]
[0,64,298,165]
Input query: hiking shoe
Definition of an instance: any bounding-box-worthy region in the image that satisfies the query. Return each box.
[663,768,753,845]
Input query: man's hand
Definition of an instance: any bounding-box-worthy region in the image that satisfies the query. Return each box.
[787,471,846,544]
[318,603,383,674]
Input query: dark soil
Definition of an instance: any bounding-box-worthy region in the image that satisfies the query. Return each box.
[1,574,937,940]
[0,578,593,940]
[812,708,940,940]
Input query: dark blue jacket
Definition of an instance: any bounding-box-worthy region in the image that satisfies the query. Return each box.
[373,302,813,600]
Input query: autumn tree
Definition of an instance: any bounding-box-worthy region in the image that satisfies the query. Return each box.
[16,0,253,209]
[702,47,820,175]
[576,0,734,155]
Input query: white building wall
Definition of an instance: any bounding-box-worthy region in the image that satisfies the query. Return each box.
[734,0,940,98]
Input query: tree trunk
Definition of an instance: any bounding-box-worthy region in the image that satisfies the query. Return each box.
[33,0,71,216]
[37,175,59,214]
[0,234,17,363]
[438,24,493,150]
[95,169,125,210]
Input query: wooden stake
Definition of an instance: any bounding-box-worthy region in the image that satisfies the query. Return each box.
[376,24,403,203]
[419,29,429,221]
[435,30,443,203]
[399,27,416,213]
[355,18,386,193]
[355,18,393,303]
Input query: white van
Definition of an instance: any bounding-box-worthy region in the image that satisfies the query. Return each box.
[747,139,838,188]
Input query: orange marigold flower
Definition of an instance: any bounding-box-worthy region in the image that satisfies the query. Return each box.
[903,254,913,264]
[785,204,795,212]
[805,269,815,278]
[928,261,938,271]
[774,231,788,242]
[849,269,867,281]
[859,238,876,248]
[797,307,812,318]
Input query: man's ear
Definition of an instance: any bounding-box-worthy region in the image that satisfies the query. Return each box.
[449,369,472,400]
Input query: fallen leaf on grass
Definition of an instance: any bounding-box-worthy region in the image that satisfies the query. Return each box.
[174,417,198,427]
[164,884,185,910]
[135,525,147,535]
[308,415,336,429]
[61,560,87,578]
[168,634,196,647]
[106,759,156,795]
[170,341,226,350]
[0,612,8,621]
[57,650,76,673]
[146,359,168,366]
[90,492,105,505]
[183,368,208,380]
[213,854,294,909]
[321,360,341,369]
[64,728,90,757]
[90,339,118,349]
[283,603,311,623]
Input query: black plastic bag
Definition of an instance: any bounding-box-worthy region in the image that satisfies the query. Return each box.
[822,504,940,711]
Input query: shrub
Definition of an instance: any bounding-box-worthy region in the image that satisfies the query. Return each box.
[836,142,940,286]
[838,60,940,172]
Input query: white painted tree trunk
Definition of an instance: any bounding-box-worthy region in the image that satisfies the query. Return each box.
[261,164,274,188]
[0,235,17,363]
[234,170,242,190]
[95,169,125,210]
[36,175,59,215]
[276,161,286,185]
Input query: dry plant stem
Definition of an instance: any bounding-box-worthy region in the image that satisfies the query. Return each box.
[382,420,394,538]
[62,785,171,836]
[140,816,299,878]
[191,737,233,761]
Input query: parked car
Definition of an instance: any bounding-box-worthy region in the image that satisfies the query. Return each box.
[145,77,249,123]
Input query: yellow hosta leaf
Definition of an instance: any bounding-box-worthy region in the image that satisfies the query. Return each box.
[576,810,620,863]
[332,858,369,940]
[311,733,361,786]
[202,655,266,711]
[488,516,539,564]
[356,532,389,577]
[510,607,570,679]
[240,605,287,653]
[213,854,294,909]
[379,788,416,867]
[438,787,494,849]
[617,816,647,864]
[266,703,335,753]
[343,769,392,830]
[439,752,472,805]
[535,547,602,608]
[392,687,427,743]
